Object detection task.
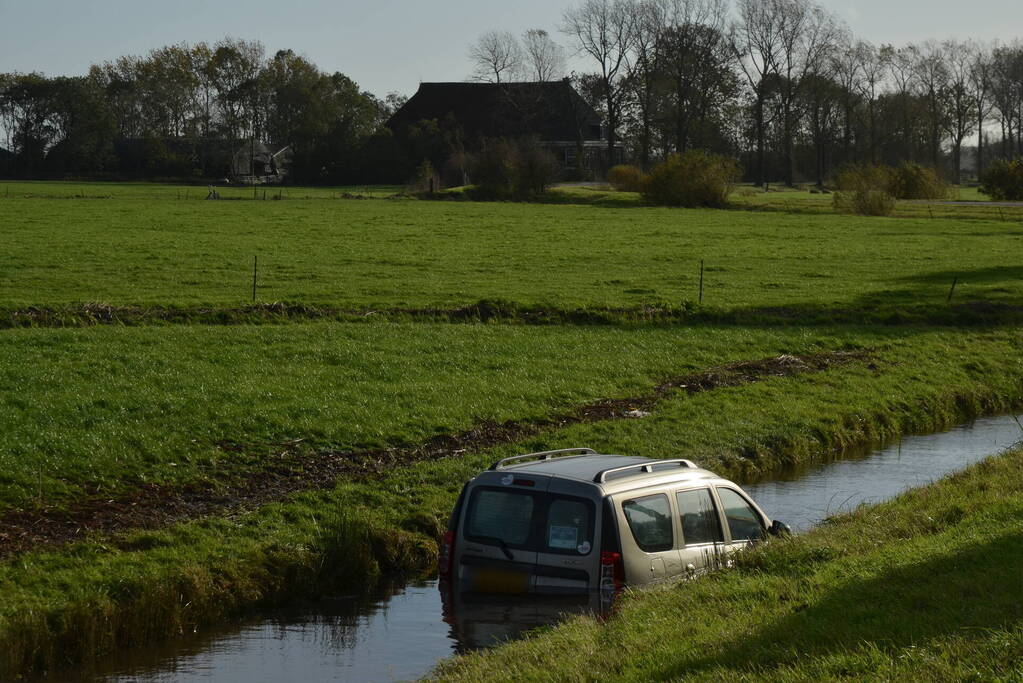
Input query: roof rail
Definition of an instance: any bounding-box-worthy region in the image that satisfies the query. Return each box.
[490,447,598,471]
[594,459,697,484]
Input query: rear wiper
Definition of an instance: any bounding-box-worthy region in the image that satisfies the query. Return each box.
[478,536,515,561]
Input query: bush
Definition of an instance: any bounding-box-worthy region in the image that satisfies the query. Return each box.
[888,162,949,200]
[409,159,440,193]
[832,164,896,216]
[640,151,740,208]
[607,164,646,192]
[979,159,1023,201]
[833,189,896,216]
[471,138,558,198]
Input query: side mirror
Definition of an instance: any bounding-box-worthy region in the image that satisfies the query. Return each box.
[769,520,792,537]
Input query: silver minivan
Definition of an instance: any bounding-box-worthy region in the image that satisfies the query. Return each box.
[439,448,789,595]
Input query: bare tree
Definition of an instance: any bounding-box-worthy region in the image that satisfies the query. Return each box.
[625,0,666,168]
[882,44,919,162]
[773,0,843,186]
[990,42,1023,159]
[522,29,567,81]
[910,41,950,170]
[829,37,863,164]
[855,41,886,163]
[468,31,523,84]
[942,40,978,184]
[969,42,996,175]
[731,0,784,187]
[562,0,638,167]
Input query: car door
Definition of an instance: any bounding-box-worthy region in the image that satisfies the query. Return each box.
[458,483,541,593]
[617,492,682,586]
[675,486,727,576]
[714,486,768,554]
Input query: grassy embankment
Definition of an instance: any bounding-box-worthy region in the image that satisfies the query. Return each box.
[434,445,1023,681]
[1,182,1022,677]
[0,323,835,511]
[3,327,1022,678]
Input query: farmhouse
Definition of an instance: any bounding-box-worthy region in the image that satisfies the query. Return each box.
[387,80,621,178]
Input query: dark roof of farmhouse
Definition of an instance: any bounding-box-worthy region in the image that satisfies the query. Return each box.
[387,80,606,143]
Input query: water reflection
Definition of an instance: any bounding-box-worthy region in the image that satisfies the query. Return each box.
[440,585,602,654]
[62,414,1023,682]
[744,415,1023,532]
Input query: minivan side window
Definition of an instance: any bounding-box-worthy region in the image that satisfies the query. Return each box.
[466,489,535,546]
[716,488,764,542]
[621,494,673,552]
[676,488,724,545]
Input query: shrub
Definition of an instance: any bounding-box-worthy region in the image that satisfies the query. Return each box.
[979,159,1023,201]
[607,164,646,192]
[888,162,949,200]
[515,143,559,195]
[640,151,740,208]
[409,159,440,193]
[832,164,896,216]
[471,138,558,199]
[833,189,897,216]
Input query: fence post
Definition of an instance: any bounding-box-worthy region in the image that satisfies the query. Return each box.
[699,260,705,305]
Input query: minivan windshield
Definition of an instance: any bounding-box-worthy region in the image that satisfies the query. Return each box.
[464,487,595,555]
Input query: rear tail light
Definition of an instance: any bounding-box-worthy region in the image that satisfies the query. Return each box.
[600,551,624,591]
[439,530,455,577]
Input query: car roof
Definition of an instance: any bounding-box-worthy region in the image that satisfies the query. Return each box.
[499,453,723,492]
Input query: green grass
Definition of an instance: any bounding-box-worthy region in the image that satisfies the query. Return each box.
[433,445,1023,682]
[2,326,1021,679]
[0,322,855,512]
[0,180,404,200]
[3,181,1023,678]
[2,183,1023,313]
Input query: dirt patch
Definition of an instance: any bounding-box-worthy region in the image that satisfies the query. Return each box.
[0,351,870,560]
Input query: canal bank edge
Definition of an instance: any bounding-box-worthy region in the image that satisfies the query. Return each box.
[3,329,1023,680]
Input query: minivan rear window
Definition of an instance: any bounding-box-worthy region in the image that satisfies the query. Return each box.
[466,490,535,545]
[464,487,595,555]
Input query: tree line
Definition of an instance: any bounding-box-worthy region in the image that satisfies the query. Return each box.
[0,39,408,183]
[3,4,1022,187]
[471,0,1023,186]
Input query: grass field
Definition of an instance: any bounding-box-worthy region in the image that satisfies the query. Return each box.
[2,187,1022,313]
[0,323,837,511]
[1,180,1021,679]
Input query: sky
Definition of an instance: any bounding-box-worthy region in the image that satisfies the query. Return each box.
[0,0,1020,98]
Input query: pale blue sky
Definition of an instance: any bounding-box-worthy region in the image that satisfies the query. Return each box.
[0,0,1019,98]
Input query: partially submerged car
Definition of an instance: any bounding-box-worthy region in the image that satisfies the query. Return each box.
[439,448,789,595]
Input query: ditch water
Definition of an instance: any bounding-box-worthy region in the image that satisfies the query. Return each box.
[60,414,1023,683]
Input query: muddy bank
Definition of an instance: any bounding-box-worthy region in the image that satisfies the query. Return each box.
[0,351,868,559]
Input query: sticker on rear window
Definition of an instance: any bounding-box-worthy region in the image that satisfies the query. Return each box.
[577,541,591,554]
[548,525,579,549]
[501,474,514,486]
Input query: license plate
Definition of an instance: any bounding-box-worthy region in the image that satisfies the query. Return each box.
[470,567,530,594]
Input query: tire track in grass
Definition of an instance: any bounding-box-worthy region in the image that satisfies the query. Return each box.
[0,350,870,559]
